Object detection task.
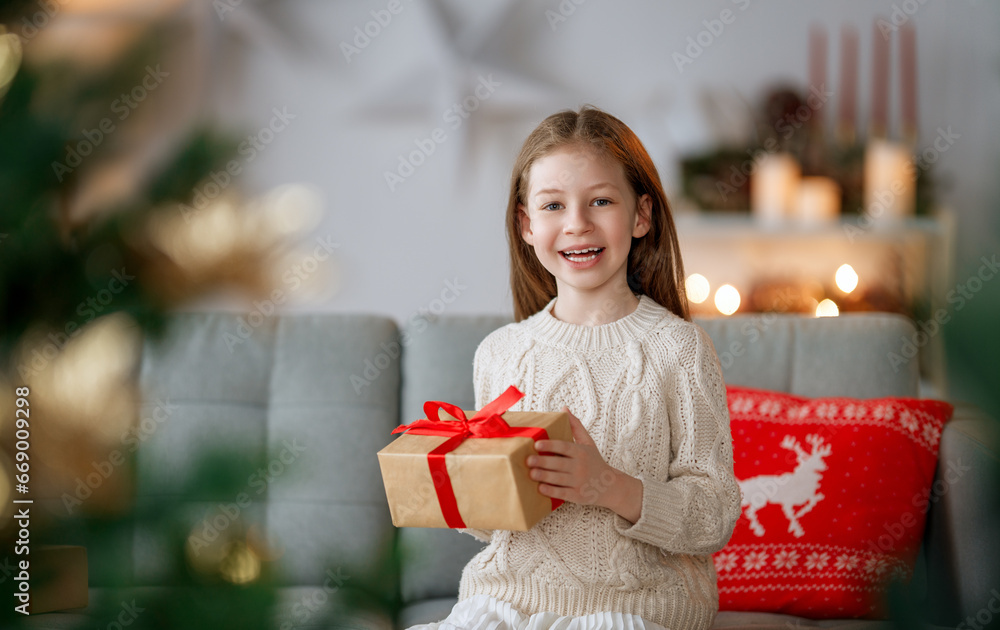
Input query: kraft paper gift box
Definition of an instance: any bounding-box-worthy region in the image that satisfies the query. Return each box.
[377,386,572,531]
[28,545,89,614]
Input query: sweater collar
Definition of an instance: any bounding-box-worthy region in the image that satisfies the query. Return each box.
[525,294,667,351]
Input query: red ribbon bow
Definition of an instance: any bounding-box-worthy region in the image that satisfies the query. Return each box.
[391,385,563,528]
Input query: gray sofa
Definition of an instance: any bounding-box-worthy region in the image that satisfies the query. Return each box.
[32,311,999,629]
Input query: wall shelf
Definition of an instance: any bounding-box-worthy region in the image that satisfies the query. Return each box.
[674,209,956,396]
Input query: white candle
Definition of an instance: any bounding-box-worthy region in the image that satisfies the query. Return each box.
[752,153,800,224]
[796,176,841,224]
[863,139,915,222]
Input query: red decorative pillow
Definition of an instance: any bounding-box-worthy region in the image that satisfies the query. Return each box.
[714,385,953,618]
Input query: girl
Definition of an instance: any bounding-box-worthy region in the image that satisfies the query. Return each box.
[412,105,741,630]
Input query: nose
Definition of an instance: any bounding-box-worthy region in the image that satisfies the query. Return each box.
[563,202,593,235]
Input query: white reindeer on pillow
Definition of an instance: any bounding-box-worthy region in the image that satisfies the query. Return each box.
[738,434,832,538]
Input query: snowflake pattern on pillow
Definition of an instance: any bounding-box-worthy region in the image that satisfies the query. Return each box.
[714,386,952,619]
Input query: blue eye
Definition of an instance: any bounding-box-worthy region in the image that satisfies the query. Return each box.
[593,198,611,207]
[541,202,562,211]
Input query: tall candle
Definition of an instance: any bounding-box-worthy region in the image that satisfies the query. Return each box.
[809,24,827,93]
[900,23,917,145]
[864,138,915,222]
[752,153,800,225]
[809,25,827,138]
[870,20,890,139]
[838,26,858,145]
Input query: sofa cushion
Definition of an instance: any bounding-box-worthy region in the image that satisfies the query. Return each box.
[715,386,952,618]
[135,312,401,589]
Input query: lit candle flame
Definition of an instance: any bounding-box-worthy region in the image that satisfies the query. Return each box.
[0,31,23,95]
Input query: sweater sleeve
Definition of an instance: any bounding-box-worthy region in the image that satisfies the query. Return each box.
[455,331,499,544]
[614,325,742,555]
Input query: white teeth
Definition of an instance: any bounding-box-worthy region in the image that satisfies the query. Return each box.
[563,247,602,255]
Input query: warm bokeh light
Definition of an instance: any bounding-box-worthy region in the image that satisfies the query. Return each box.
[0,30,23,94]
[186,527,262,585]
[0,460,11,507]
[18,313,141,444]
[816,299,840,317]
[219,541,262,585]
[685,273,711,304]
[835,264,859,294]
[715,284,741,316]
[259,184,324,236]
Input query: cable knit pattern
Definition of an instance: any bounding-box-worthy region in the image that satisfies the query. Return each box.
[457,295,742,630]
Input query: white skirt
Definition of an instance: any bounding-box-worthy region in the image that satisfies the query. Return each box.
[406,594,671,630]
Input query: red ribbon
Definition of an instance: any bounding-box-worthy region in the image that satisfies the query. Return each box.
[391,385,563,528]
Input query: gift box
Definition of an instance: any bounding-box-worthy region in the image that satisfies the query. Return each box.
[29,545,88,614]
[377,386,572,530]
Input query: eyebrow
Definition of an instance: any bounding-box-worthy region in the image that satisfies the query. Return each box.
[533,182,618,197]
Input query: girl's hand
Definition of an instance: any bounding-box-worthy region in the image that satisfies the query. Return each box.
[527,407,643,522]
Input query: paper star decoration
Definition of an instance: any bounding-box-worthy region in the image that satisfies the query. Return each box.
[347,0,583,193]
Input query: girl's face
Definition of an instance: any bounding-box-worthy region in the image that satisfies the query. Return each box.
[519,144,651,303]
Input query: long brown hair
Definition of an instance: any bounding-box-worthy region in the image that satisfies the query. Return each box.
[506,105,690,322]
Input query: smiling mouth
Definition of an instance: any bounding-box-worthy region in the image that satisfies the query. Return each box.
[560,247,604,262]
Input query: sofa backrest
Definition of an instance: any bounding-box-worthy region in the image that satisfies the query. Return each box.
[121,309,993,624]
[117,308,993,626]
[696,312,919,398]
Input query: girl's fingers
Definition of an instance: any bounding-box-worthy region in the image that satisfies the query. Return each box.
[535,439,573,455]
[531,468,573,487]
[528,454,570,471]
[562,407,596,447]
[538,484,567,500]
[526,451,577,470]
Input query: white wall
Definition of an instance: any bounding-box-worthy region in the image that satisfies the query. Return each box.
[194,0,1000,323]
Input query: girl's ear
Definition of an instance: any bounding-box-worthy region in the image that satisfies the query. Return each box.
[518,203,534,245]
[633,194,652,238]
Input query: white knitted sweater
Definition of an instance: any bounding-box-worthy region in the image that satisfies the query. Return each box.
[457,295,742,630]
